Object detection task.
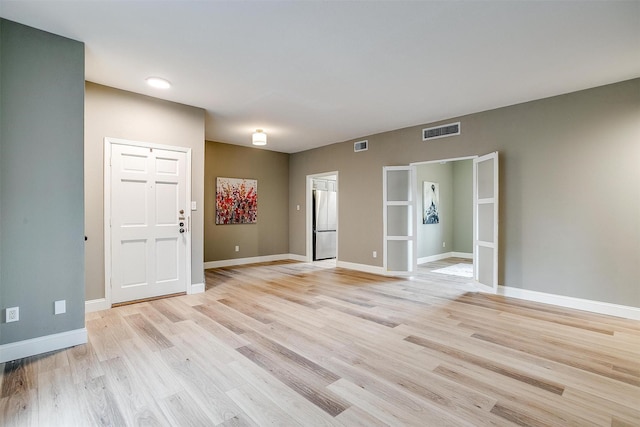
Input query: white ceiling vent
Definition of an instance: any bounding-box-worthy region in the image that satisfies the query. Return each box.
[354,140,368,152]
[423,122,460,141]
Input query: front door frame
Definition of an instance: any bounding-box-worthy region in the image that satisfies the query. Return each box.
[104,137,193,307]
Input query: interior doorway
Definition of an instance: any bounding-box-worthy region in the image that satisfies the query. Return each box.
[413,157,474,282]
[384,152,498,292]
[306,172,339,263]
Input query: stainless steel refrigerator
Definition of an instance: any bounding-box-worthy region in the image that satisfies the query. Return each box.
[313,188,337,260]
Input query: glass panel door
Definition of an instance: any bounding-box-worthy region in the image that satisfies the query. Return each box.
[473,152,499,290]
[383,166,414,274]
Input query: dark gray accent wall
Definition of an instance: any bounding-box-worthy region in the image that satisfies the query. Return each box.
[290,79,640,308]
[0,19,85,344]
[204,141,289,262]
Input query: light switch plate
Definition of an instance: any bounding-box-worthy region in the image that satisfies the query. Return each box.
[191,201,197,211]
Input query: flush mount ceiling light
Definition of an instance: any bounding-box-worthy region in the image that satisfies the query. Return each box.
[252,129,267,146]
[145,77,171,89]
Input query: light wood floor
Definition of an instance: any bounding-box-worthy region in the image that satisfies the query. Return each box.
[2,259,639,426]
[415,257,474,288]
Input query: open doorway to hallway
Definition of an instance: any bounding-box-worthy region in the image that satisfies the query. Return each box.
[306,171,338,266]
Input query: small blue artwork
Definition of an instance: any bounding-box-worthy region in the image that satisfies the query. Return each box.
[423,181,440,224]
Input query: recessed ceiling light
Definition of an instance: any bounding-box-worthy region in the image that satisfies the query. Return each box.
[145,77,171,89]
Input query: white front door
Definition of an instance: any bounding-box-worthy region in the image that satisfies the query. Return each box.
[473,152,499,291]
[108,139,190,304]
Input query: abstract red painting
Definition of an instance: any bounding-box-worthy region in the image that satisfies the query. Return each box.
[216,177,257,224]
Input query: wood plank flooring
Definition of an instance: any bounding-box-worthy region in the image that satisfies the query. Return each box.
[1,259,639,426]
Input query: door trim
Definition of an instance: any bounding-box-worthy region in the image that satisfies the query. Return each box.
[305,171,339,262]
[104,137,192,307]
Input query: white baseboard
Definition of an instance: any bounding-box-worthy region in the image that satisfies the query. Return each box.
[204,254,299,269]
[336,260,385,275]
[496,286,640,321]
[418,252,474,264]
[189,282,205,294]
[85,298,110,313]
[452,252,473,259]
[0,328,87,363]
[288,253,307,262]
[205,255,385,277]
[418,252,452,264]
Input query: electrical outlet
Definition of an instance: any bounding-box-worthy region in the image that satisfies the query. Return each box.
[235,245,240,252]
[55,300,66,315]
[6,307,19,323]
[373,251,377,258]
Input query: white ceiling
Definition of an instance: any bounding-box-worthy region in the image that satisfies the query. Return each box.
[1,1,639,153]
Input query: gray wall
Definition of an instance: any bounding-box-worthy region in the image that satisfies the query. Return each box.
[204,141,289,262]
[416,162,453,259]
[452,160,473,254]
[415,159,472,259]
[0,20,85,344]
[289,79,640,308]
[85,82,205,300]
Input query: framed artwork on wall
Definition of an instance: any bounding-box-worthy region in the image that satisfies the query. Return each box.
[216,177,258,224]
[423,181,440,224]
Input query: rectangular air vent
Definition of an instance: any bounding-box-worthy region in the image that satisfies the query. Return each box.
[354,140,368,152]
[422,122,460,141]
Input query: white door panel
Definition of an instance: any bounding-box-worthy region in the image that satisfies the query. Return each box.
[473,152,499,291]
[110,142,188,304]
[120,239,147,287]
[383,166,415,274]
[156,237,179,282]
[156,182,179,225]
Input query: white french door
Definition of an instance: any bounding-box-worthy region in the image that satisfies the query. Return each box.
[383,166,415,274]
[473,152,499,291]
[106,138,191,304]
